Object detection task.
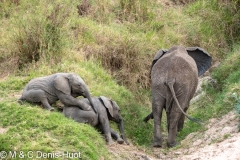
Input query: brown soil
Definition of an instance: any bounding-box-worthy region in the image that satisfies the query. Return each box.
[108,111,240,160]
[0,127,8,134]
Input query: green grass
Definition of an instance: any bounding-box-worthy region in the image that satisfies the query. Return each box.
[0,0,240,158]
[0,64,115,159]
[0,101,108,159]
[0,58,153,158]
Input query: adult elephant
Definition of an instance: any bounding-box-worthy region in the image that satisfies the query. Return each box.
[18,73,97,113]
[144,45,212,148]
[63,96,128,145]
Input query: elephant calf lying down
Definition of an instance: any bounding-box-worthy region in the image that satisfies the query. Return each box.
[63,96,128,145]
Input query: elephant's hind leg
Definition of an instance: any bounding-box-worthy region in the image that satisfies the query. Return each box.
[152,95,165,147]
[167,112,181,147]
[17,96,25,105]
[177,112,185,132]
[23,89,54,111]
[167,96,188,147]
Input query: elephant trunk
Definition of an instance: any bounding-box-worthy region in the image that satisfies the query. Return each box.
[118,119,129,145]
[85,91,98,114]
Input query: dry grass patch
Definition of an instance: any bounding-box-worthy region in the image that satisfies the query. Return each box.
[84,35,152,90]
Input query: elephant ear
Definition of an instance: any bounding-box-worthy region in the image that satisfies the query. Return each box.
[53,75,71,94]
[151,49,168,71]
[186,47,212,76]
[100,96,113,117]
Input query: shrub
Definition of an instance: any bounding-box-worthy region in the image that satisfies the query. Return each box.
[117,0,155,23]
[0,0,74,74]
[212,45,240,90]
[84,32,152,90]
[230,93,240,130]
[216,0,240,44]
[76,0,155,23]
[12,4,70,68]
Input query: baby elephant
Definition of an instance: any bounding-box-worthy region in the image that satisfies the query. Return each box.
[63,96,128,145]
[18,73,97,113]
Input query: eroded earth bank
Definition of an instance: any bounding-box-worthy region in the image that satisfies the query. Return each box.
[108,111,240,160]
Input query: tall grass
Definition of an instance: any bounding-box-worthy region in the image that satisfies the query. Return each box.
[0,0,77,74]
[1,0,239,89]
[12,2,72,68]
[185,0,240,54]
[75,0,240,91]
[77,0,154,23]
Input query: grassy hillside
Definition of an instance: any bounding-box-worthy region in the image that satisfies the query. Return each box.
[0,0,240,159]
[0,60,153,159]
[0,102,108,159]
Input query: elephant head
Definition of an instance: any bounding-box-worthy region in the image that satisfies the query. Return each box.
[53,73,98,113]
[99,96,128,145]
[152,47,212,76]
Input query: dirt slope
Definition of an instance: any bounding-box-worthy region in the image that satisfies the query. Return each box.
[172,111,240,160]
[108,111,240,160]
[108,144,156,160]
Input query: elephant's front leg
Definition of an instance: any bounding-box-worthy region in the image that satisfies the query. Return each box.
[152,96,165,147]
[110,129,124,144]
[57,93,91,111]
[99,116,114,145]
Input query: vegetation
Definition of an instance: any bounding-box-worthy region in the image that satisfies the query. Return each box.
[212,45,240,130]
[0,0,239,159]
[0,102,108,159]
[233,94,240,130]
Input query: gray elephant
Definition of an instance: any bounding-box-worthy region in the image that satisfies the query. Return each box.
[18,73,97,113]
[144,45,212,148]
[63,96,128,145]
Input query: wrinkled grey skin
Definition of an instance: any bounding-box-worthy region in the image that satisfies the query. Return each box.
[18,73,97,113]
[63,96,128,145]
[144,45,212,148]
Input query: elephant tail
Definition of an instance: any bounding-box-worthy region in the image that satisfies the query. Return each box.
[17,96,25,105]
[166,80,203,124]
[143,112,153,122]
